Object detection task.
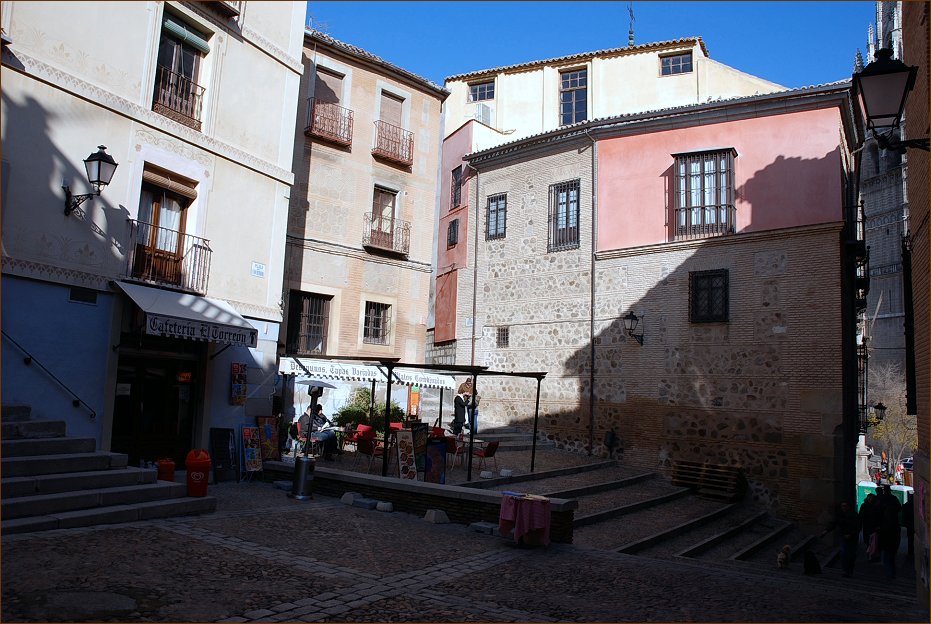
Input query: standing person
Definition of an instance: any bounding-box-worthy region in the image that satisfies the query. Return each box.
[452,382,470,436]
[876,484,902,580]
[859,492,880,561]
[822,501,861,577]
[902,495,915,557]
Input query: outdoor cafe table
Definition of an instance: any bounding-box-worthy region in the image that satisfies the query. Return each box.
[498,493,551,546]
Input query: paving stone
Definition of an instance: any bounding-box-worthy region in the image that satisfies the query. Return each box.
[242,609,275,619]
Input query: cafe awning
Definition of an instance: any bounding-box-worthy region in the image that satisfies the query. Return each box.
[114,281,258,347]
[278,356,457,390]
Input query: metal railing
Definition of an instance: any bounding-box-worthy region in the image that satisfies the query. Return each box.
[152,66,205,130]
[126,219,212,294]
[209,0,242,16]
[372,120,413,166]
[674,205,736,240]
[305,98,354,145]
[362,212,410,256]
[2,330,97,420]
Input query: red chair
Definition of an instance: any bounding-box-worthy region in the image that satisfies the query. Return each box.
[472,441,500,472]
[431,426,446,438]
[444,436,466,471]
[389,421,403,431]
[356,436,384,472]
[343,424,374,452]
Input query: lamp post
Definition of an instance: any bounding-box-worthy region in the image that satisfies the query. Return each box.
[63,145,118,215]
[622,310,643,345]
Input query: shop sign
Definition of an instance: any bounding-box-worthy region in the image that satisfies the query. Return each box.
[147,313,257,347]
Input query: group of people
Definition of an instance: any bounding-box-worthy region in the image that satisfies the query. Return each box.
[826,484,912,580]
[450,380,480,436]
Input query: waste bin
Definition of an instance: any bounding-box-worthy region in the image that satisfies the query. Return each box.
[186,449,212,497]
[156,458,176,482]
[288,455,315,501]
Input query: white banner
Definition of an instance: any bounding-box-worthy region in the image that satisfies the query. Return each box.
[279,357,457,390]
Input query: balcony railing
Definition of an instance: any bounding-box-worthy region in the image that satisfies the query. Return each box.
[152,66,205,132]
[304,98,353,146]
[674,205,735,241]
[372,120,413,166]
[207,0,242,17]
[126,219,212,294]
[362,212,410,256]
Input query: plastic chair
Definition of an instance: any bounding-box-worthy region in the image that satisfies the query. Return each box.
[343,423,374,451]
[444,436,465,471]
[472,441,499,472]
[389,421,403,431]
[356,436,384,472]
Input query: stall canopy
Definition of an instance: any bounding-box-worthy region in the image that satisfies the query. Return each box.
[114,281,257,347]
[278,356,457,390]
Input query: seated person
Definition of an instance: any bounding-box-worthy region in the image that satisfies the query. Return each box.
[308,404,338,460]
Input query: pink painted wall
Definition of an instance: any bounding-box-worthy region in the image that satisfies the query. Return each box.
[597,107,845,251]
[435,122,475,342]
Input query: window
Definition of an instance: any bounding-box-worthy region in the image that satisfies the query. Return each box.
[451,166,462,208]
[153,15,209,130]
[314,67,343,105]
[369,186,397,248]
[661,52,693,76]
[674,149,736,240]
[373,90,413,165]
[469,80,495,102]
[559,68,587,126]
[486,193,507,240]
[548,180,580,251]
[363,301,391,345]
[133,169,196,287]
[496,326,509,348]
[447,219,459,247]
[689,269,729,322]
[287,291,331,355]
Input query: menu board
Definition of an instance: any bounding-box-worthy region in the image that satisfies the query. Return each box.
[257,417,280,461]
[396,430,417,480]
[241,425,263,472]
[424,438,446,484]
[411,422,428,473]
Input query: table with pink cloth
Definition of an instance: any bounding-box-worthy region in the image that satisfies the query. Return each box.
[498,492,551,546]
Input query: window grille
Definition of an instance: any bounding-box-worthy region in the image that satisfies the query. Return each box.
[486,193,507,240]
[548,180,580,251]
[689,269,729,322]
[287,291,331,354]
[363,301,391,345]
[674,149,736,240]
[451,166,462,209]
[447,219,459,247]
[496,326,509,348]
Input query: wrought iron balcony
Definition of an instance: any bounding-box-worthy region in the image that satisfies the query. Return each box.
[207,0,241,17]
[372,120,413,166]
[152,66,205,132]
[674,205,735,241]
[126,219,212,294]
[362,212,410,256]
[304,98,353,146]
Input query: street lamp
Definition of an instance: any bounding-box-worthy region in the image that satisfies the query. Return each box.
[852,48,930,152]
[622,310,643,346]
[63,145,119,216]
[873,402,887,422]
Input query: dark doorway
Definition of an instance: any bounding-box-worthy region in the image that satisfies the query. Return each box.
[112,353,199,468]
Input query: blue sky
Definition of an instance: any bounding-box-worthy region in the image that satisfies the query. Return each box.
[304,1,877,88]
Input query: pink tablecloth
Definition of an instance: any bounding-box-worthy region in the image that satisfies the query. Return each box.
[498,494,551,546]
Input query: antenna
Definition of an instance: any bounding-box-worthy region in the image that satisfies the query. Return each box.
[628,1,636,47]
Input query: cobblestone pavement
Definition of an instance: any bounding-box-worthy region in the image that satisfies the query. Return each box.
[3,470,928,622]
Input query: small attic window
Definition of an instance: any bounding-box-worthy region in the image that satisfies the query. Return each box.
[661,52,693,76]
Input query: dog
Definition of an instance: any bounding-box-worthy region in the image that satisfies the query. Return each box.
[803,550,822,575]
[776,544,791,569]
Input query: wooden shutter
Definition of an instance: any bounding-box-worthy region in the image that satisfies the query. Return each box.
[314,68,343,105]
[380,91,403,127]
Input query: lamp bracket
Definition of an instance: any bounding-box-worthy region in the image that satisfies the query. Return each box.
[63,185,98,216]
[875,130,930,153]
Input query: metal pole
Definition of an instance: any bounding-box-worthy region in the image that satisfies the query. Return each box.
[438,388,444,426]
[531,376,542,472]
[369,379,376,423]
[382,363,393,477]
[466,374,477,481]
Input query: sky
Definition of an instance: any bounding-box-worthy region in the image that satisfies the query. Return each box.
[304,1,877,89]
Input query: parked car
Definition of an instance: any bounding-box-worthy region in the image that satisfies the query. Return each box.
[903,456,914,471]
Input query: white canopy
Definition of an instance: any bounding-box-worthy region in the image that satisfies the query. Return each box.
[278,356,457,390]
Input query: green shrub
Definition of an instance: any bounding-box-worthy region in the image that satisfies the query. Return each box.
[333,387,404,428]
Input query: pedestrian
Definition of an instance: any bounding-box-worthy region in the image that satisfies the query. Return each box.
[903,495,915,557]
[822,501,861,577]
[876,484,902,580]
[859,492,880,560]
[451,382,470,436]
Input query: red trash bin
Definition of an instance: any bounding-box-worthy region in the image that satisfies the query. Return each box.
[185,449,211,497]
[156,458,176,482]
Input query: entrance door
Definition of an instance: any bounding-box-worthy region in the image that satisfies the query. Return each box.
[112,355,197,468]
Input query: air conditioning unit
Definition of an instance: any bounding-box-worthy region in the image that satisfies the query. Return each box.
[474,103,495,127]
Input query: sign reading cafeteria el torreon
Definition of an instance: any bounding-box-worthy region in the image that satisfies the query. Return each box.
[148,314,257,347]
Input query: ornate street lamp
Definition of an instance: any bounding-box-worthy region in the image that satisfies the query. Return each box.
[622,310,643,346]
[853,48,929,151]
[63,145,119,216]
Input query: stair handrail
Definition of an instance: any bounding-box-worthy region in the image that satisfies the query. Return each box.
[2,329,97,420]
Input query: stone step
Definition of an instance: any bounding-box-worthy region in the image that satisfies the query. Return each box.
[2,481,188,519]
[2,466,158,498]
[1,436,97,457]
[0,496,217,534]
[1,405,32,422]
[1,419,67,440]
[498,440,555,452]
[1,451,129,477]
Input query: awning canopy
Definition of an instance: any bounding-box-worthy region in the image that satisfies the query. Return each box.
[279,356,457,390]
[114,281,258,347]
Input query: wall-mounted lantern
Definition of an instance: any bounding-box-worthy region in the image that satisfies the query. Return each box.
[622,310,643,346]
[63,145,118,216]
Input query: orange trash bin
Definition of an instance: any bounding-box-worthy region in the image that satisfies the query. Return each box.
[185,449,212,497]
[156,458,176,482]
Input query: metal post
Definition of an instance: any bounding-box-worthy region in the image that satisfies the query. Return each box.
[531,375,542,472]
[438,389,444,426]
[382,363,393,477]
[466,374,477,481]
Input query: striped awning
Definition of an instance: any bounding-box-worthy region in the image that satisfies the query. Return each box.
[278,357,457,390]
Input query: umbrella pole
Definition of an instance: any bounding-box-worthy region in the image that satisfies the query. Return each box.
[438,389,444,427]
[531,376,542,472]
[382,363,394,477]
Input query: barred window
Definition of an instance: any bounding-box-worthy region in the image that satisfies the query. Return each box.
[689,269,729,322]
[496,326,509,348]
[486,193,507,240]
[548,180,580,251]
[363,301,391,345]
[287,291,331,355]
[674,149,736,240]
[447,218,459,247]
[559,69,587,126]
[661,52,693,76]
[451,165,462,209]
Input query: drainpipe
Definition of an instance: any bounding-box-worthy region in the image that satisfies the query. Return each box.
[584,130,597,456]
[465,162,480,366]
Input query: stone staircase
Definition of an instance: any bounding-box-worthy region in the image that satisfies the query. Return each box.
[475,425,555,452]
[1,405,216,534]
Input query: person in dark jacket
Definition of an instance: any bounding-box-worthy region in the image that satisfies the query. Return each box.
[859,492,881,560]
[876,485,902,580]
[823,501,861,577]
[451,382,470,435]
